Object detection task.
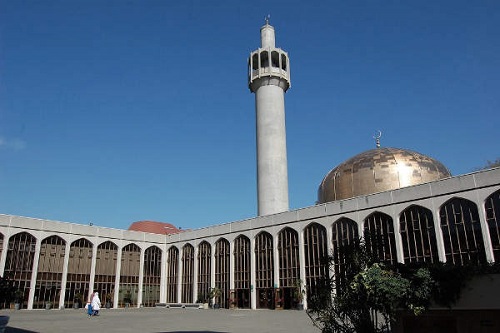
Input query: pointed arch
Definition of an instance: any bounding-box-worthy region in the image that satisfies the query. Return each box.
[197,241,211,303]
[277,227,300,310]
[485,189,500,262]
[364,212,397,265]
[254,231,274,309]
[4,232,37,309]
[215,238,230,309]
[181,243,194,303]
[234,235,251,309]
[278,227,300,290]
[94,241,118,307]
[34,235,66,309]
[332,218,359,290]
[142,245,161,307]
[166,246,179,303]
[65,238,93,308]
[400,205,439,264]
[303,223,328,302]
[119,243,141,307]
[440,197,486,265]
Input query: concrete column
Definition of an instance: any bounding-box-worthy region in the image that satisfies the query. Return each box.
[27,237,41,310]
[273,234,280,289]
[250,236,256,309]
[59,241,71,308]
[298,228,307,309]
[137,247,145,307]
[177,250,183,303]
[193,246,199,303]
[89,240,97,295]
[113,245,122,308]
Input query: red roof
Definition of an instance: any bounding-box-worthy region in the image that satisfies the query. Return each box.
[128,221,181,235]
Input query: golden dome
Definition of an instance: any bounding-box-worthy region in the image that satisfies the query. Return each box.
[318,147,451,203]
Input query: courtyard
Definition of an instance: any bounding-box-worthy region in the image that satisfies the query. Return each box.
[1,307,319,333]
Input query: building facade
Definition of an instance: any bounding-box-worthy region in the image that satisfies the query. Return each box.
[1,167,499,310]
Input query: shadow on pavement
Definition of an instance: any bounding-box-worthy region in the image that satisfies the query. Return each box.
[6,327,38,333]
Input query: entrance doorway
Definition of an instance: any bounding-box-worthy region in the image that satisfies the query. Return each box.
[235,289,250,309]
[257,288,275,309]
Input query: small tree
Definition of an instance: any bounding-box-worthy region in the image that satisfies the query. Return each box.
[0,276,16,309]
[208,287,222,308]
[307,239,434,333]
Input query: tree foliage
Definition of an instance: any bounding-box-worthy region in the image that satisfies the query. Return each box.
[306,238,500,333]
[474,158,500,171]
[0,275,16,309]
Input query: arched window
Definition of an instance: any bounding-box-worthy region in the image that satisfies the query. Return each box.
[142,246,161,307]
[332,218,359,290]
[271,51,280,68]
[66,238,93,308]
[364,212,397,265]
[260,51,269,68]
[304,223,328,301]
[281,54,287,71]
[4,232,37,309]
[34,235,65,309]
[197,241,211,303]
[278,228,300,289]
[252,53,259,70]
[440,197,486,265]
[215,238,230,309]
[94,241,118,307]
[254,231,274,309]
[400,205,439,264]
[120,243,141,307]
[181,244,194,303]
[485,189,500,262]
[234,235,251,309]
[166,246,179,303]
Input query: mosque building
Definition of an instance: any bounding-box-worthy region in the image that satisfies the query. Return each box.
[1,20,499,330]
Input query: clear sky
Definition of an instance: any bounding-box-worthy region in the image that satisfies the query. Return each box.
[1,1,499,231]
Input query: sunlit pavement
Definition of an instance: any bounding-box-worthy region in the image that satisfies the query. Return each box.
[1,307,320,333]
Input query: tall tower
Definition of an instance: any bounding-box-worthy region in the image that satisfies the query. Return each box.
[248,19,290,216]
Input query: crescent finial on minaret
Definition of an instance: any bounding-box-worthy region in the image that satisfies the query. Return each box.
[265,14,270,25]
[373,130,382,148]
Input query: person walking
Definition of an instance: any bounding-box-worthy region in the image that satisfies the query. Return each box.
[91,292,101,316]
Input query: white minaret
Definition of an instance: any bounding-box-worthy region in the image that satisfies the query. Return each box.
[248,18,290,216]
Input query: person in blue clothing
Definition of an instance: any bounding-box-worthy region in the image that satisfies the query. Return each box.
[86,301,93,317]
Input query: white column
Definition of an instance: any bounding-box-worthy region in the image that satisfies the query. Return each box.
[177,250,183,303]
[193,246,199,303]
[273,234,280,289]
[27,237,41,310]
[431,203,447,262]
[160,246,168,303]
[298,228,307,309]
[59,241,71,308]
[89,240,97,295]
[229,240,235,290]
[113,245,122,309]
[250,236,256,309]
[137,247,145,307]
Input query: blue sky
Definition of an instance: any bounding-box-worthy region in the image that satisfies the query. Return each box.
[1,1,499,231]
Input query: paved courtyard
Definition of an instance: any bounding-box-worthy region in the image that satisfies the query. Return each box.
[1,307,320,333]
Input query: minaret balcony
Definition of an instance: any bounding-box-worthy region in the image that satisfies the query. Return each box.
[248,48,290,86]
